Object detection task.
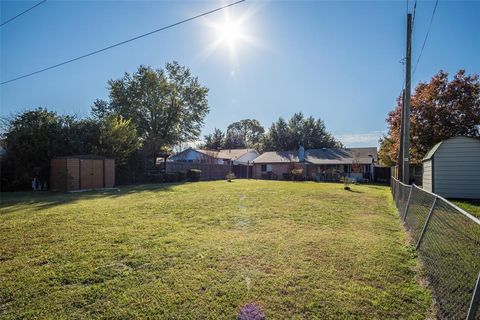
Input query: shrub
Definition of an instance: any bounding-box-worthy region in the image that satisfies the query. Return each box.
[261,172,278,180]
[165,172,179,183]
[187,169,201,182]
[340,176,352,190]
[177,171,187,181]
[291,168,304,181]
[226,172,236,182]
[282,172,292,180]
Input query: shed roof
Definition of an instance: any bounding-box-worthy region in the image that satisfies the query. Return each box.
[53,155,112,160]
[422,136,480,161]
[422,141,443,161]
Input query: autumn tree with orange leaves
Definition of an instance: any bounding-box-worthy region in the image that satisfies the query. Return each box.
[379,70,480,165]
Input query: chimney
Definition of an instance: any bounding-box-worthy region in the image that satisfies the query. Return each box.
[298,145,305,162]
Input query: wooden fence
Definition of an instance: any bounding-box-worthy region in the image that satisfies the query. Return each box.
[166,162,232,180]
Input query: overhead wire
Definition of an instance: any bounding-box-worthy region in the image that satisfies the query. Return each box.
[412,0,439,76]
[0,0,47,28]
[0,0,245,85]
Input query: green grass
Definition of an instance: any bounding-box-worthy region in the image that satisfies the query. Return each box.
[0,180,430,319]
[452,200,480,218]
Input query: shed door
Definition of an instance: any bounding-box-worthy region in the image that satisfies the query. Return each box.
[80,159,104,189]
[91,160,104,188]
[80,160,93,189]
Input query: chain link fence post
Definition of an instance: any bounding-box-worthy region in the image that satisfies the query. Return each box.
[402,185,413,221]
[467,271,480,320]
[415,196,437,250]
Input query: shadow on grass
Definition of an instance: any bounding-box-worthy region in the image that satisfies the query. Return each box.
[0,183,182,214]
[345,189,363,194]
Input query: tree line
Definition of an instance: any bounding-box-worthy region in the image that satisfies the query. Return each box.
[378,69,480,166]
[202,113,341,151]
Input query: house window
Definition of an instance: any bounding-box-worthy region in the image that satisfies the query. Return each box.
[261,164,272,172]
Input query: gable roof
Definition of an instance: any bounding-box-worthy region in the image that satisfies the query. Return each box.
[218,149,258,160]
[423,136,480,161]
[170,148,257,161]
[253,147,377,165]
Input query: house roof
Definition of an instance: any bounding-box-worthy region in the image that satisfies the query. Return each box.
[170,148,257,161]
[253,147,377,165]
[218,149,258,160]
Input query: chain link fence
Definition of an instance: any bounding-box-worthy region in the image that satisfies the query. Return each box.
[391,177,480,320]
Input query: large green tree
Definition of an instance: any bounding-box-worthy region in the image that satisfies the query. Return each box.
[224,119,265,149]
[203,128,225,150]
[264,113,341,151]
[382,70,480,164]
[93,62,209,163]
[98,115,142,164]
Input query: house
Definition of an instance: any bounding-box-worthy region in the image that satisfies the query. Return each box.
[422,136,480,199]
[252,147,377,181]
[169,148,259,165]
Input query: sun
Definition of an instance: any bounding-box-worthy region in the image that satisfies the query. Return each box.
[217,18,242,50]
[200,5,262,64]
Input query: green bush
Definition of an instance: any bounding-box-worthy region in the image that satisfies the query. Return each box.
[187,169,201,182]
[226,172,236,182]
[261,172,278,180]
[282,173,292,180]
[177,171,187,181]
[291,168,304,181]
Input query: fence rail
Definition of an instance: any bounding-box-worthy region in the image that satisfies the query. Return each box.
[391,177,480,320]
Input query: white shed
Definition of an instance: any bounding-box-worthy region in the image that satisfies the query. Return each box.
[422,136,480,199]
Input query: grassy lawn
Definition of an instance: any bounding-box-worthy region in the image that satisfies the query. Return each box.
[0,180,430,319]
[452,200,480,218]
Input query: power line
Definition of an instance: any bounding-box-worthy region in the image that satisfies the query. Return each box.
[411,0,417,28]
[0,0,47,28]
[412,0,439,76]
[0,0,245,85]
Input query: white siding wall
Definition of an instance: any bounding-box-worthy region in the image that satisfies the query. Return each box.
[422,160,433,192]
[433,137,480,199]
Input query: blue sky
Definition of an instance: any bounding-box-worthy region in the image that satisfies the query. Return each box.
[1,0,479,147]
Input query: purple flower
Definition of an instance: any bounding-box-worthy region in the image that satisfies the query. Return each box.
[238,303,265,320]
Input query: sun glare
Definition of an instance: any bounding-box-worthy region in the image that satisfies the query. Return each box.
[218,18,241,49]
[200,5,262,64]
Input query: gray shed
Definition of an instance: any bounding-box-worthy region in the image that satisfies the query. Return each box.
[422,136,480,199]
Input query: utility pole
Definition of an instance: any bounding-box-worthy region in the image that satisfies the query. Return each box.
[398,89,405,180]
[402,13,412,184]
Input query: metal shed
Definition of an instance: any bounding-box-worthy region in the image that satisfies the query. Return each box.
[50,155,115,192]
[422,136,480,199]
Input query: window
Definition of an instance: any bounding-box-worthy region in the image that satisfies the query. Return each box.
[261,164,272,172]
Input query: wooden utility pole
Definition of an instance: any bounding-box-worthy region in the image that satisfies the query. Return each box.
[398,89,405,180]
[402,13,412,184]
